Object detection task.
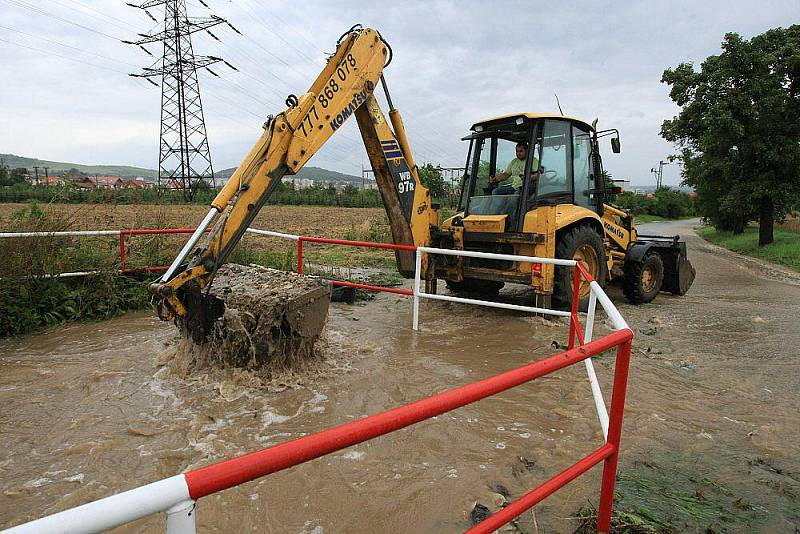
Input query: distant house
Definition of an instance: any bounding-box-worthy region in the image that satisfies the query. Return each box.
[68,176,124,189]
[125,178,151,189]
[71,177,96,189]
[164,178,183,190]
[95,176,125,189]
[39,175,64,186]
[281,177,314,189]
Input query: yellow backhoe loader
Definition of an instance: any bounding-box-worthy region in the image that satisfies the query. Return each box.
[150,25,695,332]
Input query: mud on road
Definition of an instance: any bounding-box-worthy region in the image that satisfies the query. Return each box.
[1,218,799,532]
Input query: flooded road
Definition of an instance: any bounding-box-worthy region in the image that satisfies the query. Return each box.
[2,219,799,532]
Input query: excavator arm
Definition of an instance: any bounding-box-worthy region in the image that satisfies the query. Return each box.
[150,26,432,321]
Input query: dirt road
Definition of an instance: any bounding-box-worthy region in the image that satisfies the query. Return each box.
[1,218,798,532]
[601,218,800,531]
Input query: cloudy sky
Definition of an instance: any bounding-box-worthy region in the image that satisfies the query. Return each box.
[0,0,796,185]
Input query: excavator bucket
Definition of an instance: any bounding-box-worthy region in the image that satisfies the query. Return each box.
[178,265,331,369]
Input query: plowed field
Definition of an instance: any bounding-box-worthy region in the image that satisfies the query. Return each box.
[0,203,386,237]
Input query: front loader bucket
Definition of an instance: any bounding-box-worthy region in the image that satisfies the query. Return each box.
[660,241,696,296]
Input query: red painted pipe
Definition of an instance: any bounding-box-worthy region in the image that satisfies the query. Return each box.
[597,338,633,532]
[465,443,616,534]
[118,234,126,272]
[576,260,595,283]
[297,239,304,274]
[331,279,413,296]
[184,328,633,499]
[120,227,211,235]
[299,235,417,251]
[568,266,582,349]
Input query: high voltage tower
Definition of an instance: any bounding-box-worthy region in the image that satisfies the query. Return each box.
[124,0,240,199]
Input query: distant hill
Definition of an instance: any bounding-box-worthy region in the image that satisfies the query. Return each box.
[1,153,365,185]
[0,153,158,179]
[216,165,365,184]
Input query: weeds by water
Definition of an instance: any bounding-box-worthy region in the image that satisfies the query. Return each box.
[0,204,404,337]
[0,203,152,337]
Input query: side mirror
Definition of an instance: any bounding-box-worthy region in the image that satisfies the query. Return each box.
[611,138,621,153]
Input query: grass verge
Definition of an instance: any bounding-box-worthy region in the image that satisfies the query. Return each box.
[697,225,800,272]
[632,214,668,224]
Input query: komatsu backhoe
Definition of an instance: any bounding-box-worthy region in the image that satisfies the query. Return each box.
[150,25,695,332]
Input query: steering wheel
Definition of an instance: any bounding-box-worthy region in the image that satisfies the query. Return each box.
[538,169,560,185]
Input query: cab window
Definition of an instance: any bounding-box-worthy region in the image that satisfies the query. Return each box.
[573,125,594,209]
[536,120,571,197]
[464,136,520,221]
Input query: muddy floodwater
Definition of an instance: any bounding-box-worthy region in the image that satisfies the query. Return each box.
[2,220,799,532]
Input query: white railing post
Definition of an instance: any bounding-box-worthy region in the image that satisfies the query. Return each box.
[162,208,217,282]
[412,248,422,331]
[165,500,196,534]
[582,290,609,440]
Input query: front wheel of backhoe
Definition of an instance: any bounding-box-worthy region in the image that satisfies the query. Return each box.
[553,225,608,311]
[623,250,664,304]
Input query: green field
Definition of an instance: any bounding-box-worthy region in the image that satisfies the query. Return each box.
[698,226,800,272]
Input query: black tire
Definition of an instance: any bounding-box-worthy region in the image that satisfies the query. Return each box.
[623,251,664,304]
[445,278,504,295]
[553,225,608,311]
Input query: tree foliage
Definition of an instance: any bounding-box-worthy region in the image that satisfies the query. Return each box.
[615,188,696,219]
[417,162,449,200]
[661,25,800,245]
[0,167,28,186]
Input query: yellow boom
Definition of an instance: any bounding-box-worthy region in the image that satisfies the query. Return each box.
[151,26,433,320]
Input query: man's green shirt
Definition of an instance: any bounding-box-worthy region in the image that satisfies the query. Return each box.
[500,157,538,189]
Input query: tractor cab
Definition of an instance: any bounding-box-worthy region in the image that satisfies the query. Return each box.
[457,113,616,231]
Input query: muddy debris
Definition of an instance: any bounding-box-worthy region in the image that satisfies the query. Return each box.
[177,264,331,372]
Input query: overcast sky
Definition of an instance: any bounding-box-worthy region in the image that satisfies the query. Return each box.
[0,0,796,185]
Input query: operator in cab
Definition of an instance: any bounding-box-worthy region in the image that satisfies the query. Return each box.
[489,141,540,195]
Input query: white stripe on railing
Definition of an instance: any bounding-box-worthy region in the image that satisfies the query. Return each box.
[0,230,121,238]
[590,280,629,331]
[416,290,572,317]
[3,474,190,534]
[245,228,300,241]
[416,245,577,265]
[583,290,609,440]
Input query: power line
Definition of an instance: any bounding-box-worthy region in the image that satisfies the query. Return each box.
[0,23,139,67]
[0,35,129,74]
[236,0,324,67]
[1,0,122,41]
[45,0,135,32]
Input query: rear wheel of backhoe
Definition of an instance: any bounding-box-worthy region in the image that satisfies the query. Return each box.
[445,278,504,296]
[553,225,608,311]
[623,251,664,304]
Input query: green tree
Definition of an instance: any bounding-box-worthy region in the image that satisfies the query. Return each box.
[9,167,28,185]
[661,26,800,245]
[0,167,8,186]
[417,162,449,200]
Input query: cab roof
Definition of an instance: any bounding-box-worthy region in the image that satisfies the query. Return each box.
[471,113,594,132]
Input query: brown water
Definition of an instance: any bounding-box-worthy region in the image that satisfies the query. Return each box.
[2,220,799,533]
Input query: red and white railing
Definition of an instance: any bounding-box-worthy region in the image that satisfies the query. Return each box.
[1,227,632,534]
